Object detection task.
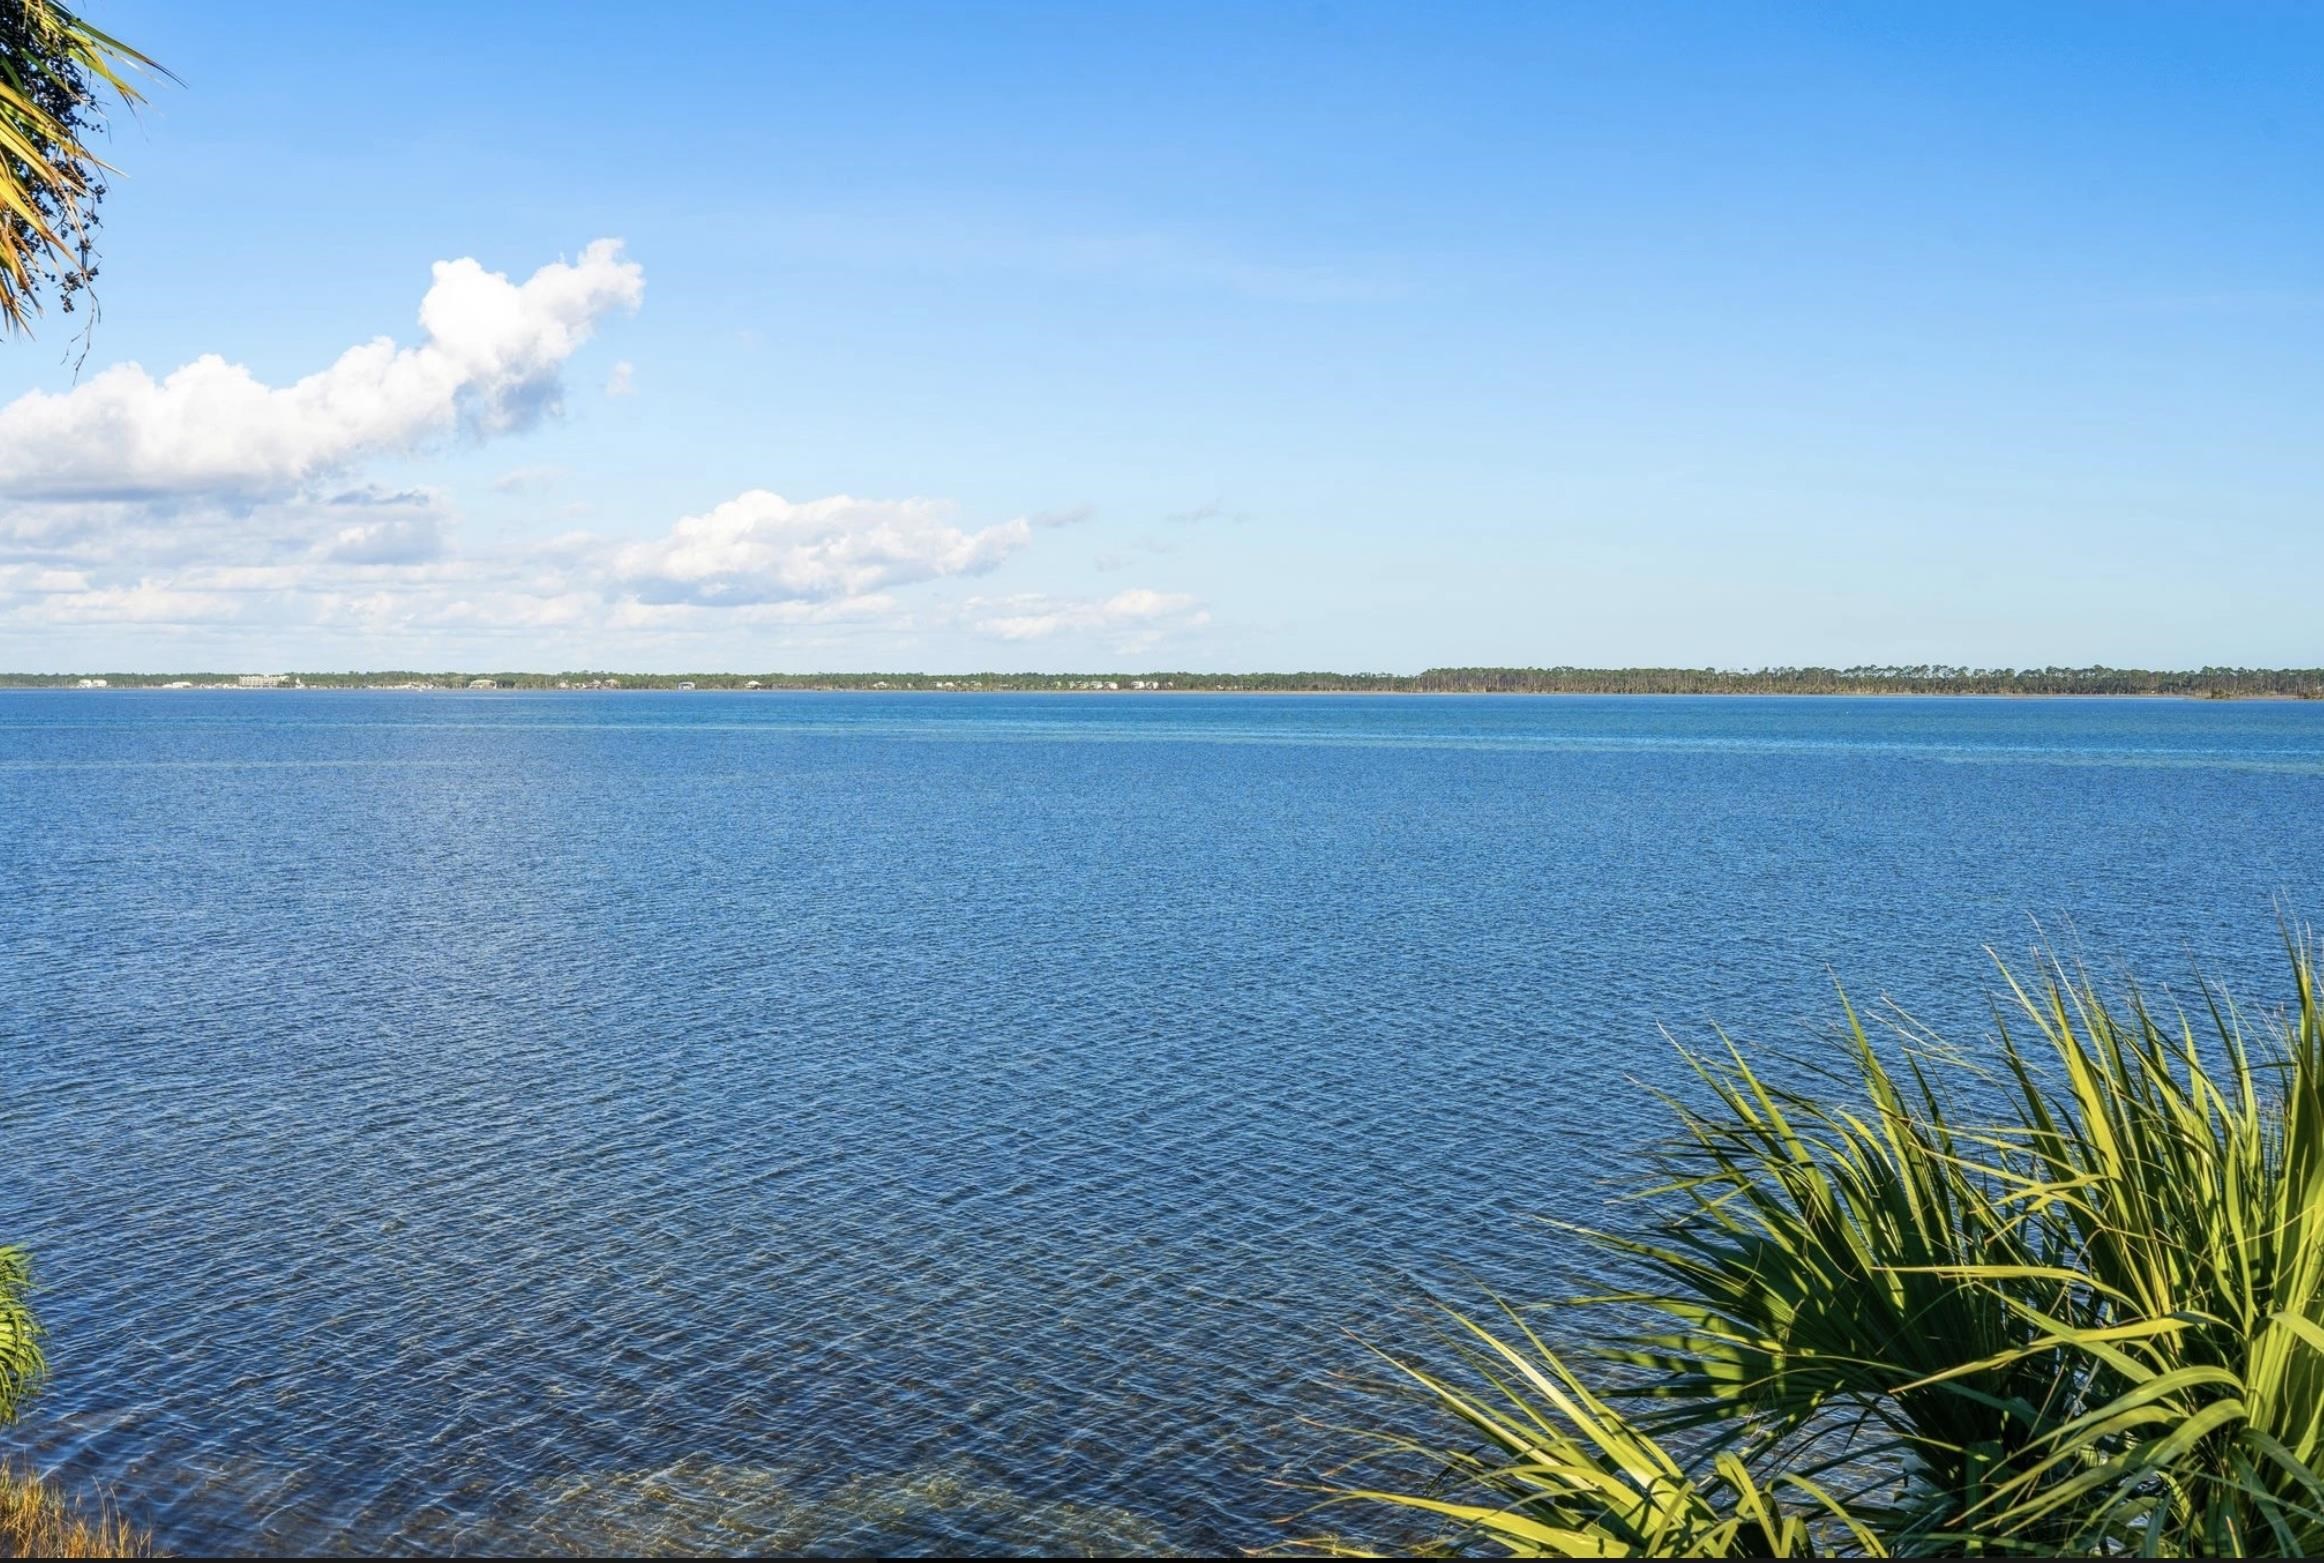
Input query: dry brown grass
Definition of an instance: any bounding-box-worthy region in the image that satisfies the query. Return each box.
[0,1462,156,1559]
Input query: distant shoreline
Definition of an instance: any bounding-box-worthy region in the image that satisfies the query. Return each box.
[5,690,2316,702]
[4,667,2321,701]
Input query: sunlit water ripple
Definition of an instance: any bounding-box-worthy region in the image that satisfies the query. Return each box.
[4,691,2322,1555]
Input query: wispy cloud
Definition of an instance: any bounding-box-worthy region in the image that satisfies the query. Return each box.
[1163,497,1250,525]
[492,464,566,495]
[965,587,1207,645]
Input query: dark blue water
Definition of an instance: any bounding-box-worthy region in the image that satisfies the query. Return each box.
[4,691,2322,1554]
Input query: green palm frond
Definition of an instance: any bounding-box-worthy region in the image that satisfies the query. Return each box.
[1,0,168,333]
[1319,937,2324,1557]
[1293,1302,1877,1557]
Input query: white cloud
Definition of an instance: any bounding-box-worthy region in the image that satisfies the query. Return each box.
[325,511,446,565]
[0,484,1072,650]
[604,360,636,397]
[605,592,902,631]
[492,464,565,494]
[611,490,1032,608]
[0,480,453,580]
[0,240,643,502]
[16,581,240,625]
[968,587,1206,642]
[0,230,1143,660]
[0,564,90,594]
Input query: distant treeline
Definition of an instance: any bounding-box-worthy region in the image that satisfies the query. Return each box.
[1411,665,2324,696]
[7,666,2324,696]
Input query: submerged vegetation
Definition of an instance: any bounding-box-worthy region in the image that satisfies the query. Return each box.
[0,1464,154,1559]
[4,665,2323,696]
[8,920,2324,1555]
[1311,942,2324,1556]
[0,1252,149,1556]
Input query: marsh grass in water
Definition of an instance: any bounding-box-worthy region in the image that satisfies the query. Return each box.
[0,1251,150,1556]
[0,1463,155,1559]
[0,1248,38,1428]
[1308,939,2324,1556]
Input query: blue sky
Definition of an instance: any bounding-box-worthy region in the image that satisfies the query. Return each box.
[1,0,2318,671]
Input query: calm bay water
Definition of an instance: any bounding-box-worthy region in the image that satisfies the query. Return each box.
[5,690,2324,1554]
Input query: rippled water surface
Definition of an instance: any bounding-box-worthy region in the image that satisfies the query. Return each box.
[6,691,2324,1554]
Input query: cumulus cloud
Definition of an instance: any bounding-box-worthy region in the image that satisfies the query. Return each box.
[968,587,1207,642]
[611,490,1032,608]
[0,479,1091,652]
[0,240,644,503]
[0,224,1134,657]
[604,360,636,397]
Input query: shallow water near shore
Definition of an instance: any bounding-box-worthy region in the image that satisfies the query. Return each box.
[5,690,2323,1555]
